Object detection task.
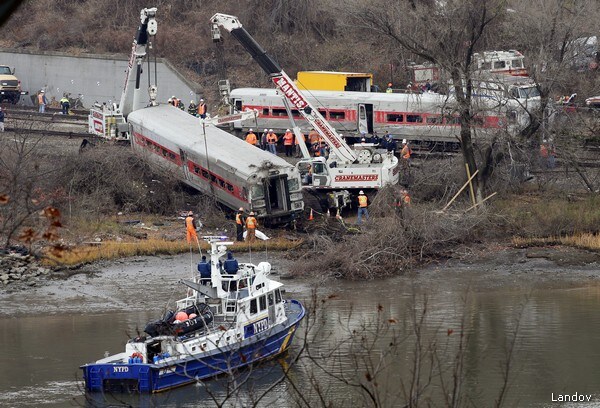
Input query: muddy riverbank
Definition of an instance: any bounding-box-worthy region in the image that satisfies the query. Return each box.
[2,243,600,317]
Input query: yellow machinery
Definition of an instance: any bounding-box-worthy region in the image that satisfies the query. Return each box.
[296,71,373,92]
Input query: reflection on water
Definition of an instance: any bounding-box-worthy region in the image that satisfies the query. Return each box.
[2,269,600,406]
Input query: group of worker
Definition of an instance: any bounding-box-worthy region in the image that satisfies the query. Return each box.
[235,207,259,243]
[355,187,411,226]
[185,207,259,246]
[168,96,207,118]
[245,128,302,157]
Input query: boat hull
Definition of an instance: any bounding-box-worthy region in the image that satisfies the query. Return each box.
[81,299,305,393]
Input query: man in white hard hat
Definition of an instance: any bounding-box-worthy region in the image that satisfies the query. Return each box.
[245,211,258,243]
[283,128,294,157]
[267,128,279,154]
[235,207,245,242]
[357,190,369,225]
[38,90,47,113]
[197,98,207,118]
[187,100,197,115]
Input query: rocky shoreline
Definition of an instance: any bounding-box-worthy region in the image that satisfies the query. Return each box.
[0,252,53,290]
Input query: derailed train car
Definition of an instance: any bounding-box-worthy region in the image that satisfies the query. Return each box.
[127,104,304,225]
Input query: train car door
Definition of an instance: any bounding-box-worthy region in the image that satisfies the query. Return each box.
[265,174,290,213]
[358,103,374,134]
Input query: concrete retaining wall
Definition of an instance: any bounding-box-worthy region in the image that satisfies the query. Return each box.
[0,49,201,108]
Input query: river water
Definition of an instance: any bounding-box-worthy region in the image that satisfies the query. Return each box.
[1,250,600,407]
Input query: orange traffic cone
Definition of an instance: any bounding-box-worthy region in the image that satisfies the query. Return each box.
[308,208,314,221]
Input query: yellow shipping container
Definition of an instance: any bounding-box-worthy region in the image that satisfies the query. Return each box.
[296,71,373,92]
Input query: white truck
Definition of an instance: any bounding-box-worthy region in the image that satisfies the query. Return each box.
[211,13,399,211]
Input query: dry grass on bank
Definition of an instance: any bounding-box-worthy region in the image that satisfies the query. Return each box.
[43,237,303,267]
[513,233,600,251]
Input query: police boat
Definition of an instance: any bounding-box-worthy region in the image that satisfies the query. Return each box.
[81,236,305,393]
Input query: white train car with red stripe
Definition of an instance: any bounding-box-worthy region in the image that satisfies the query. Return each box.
[127,104,304,225]
[229,87,535,148]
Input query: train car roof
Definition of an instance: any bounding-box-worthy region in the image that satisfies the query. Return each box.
[127,104,296,172]
[230,87,449,104]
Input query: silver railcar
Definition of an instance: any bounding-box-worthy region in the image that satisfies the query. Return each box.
[128,105,304,225]
[229,87,534,146]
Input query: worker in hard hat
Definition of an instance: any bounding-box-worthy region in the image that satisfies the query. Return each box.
[401,139,412,168]
[245,212,258,243]
[245,129,258,146]
[185,211,199,245]
[357,190,369,225]
[197,98,207,118]
[187,100,197,115]
[235,207,245,242]
[283,129,294,157]
[267,129,278,154]
[260,129,268,150]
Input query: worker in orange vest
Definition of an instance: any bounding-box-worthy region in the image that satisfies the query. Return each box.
[245,129,258,146]
[401,139,412,167]
[283,129,294,157]
[235,207,245,242]
[197,99,207,118]
[38,90,47,113]
[357,190,369,225]
[185,211,199,245]
[245,211,258,243]
[266,129,278,154]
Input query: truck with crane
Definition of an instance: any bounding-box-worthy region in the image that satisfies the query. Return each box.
[88,7,304,225]
[210,13,400,211]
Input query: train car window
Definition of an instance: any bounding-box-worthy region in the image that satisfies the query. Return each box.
[472,117,484,126]
[290,109,301,118]
[387,114,403,122]
[251,184,264,198]
[241,187,248,200]
[235,100,242,111]
[218,179,225,188]
[226,183,234,192]
[169,152,176,161]
[161,149,168,157]
[201,169,209,179]
[329,110,345,120]
[426,116,442,124]
[480,62,492,70]
[406,115,423,123]
[506,110,517,123]
[145,140,152,147]
[494,61,506,69]
[262,108,269,116]
[287,178,300,192]
[272,108,288,117]
[193,166,200,174]
[512,59,523,68]
[318,109,327,117]
[210,174,217,183]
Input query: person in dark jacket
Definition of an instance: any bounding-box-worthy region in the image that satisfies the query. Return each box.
[223,252,239,274]
[197,255,211,284]
[235,207,245,242]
